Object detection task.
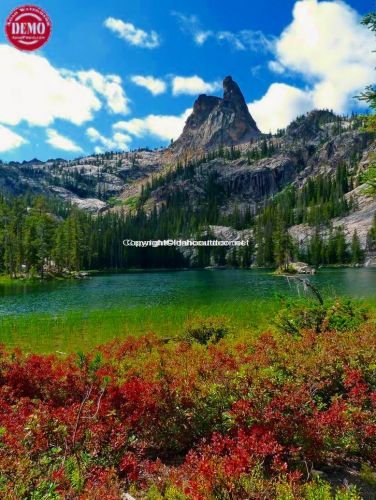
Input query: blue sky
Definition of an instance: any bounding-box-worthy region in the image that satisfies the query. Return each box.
[0,0,374,161]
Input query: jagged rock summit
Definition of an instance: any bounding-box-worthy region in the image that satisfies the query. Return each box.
[171,76,261,155]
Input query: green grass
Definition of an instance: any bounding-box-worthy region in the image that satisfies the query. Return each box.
[0,299,278,354]
[1,297,375,355]
[0,276,41,286]
[107,196,129,207]
[123,195,139,209]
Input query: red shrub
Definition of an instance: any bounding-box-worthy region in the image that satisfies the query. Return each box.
[0,325,374,497]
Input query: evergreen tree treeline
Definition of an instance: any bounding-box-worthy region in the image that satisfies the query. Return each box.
[0,160,373,276]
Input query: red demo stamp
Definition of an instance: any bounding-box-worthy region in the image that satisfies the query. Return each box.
[5,5,51,51]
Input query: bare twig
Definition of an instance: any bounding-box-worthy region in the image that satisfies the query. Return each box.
[82,385,106,420]
[289,277,324,305]
[72,384,93,449]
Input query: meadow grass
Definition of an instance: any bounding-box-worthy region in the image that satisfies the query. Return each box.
[1,297,375,354]
[0,276,37,286]
[0,299,279,354]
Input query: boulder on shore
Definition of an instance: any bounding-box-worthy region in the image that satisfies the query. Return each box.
[290,262,316,274]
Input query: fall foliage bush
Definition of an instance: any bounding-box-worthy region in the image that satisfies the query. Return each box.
[275,297,368,335]
[0,309,375,498]
[183,315,230,345]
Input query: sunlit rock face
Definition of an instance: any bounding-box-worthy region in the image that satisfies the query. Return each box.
[171,76,261,156]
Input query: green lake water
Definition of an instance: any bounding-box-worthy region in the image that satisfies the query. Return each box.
[0,268,375,316]
[0,268,374,352]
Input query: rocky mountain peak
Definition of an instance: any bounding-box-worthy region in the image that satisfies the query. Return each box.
[171,76,261,156]
[223,75,245,103]
[189,94,221,129]
[286,109,337,140]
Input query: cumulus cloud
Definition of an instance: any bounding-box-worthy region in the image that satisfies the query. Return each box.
[131,74,220,97]
[104,17,160,48]
[249,83,313,133]
[0,125,27,153]
[113,108,192,142]
[130,75,167,95]
[248,0,376,132]
[274,0,375,111]
[0,44,130,131]
[0,45,101,127]
[172,76,221,96]
[77,70,130,114]
[46,129,83,153]
[86,127,132,153]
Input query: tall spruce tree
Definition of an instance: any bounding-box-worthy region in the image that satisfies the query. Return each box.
[351,230,364,264]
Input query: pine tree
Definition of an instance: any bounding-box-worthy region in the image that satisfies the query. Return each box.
[273,215,294,270]
[335,226,348,264]
[326,226,337,264]
[351,230,364,264]
[366,214,376,250]
[308,230,324,267]
[255,219,265,267]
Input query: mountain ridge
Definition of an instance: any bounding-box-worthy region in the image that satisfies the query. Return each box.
[0,78,374,261]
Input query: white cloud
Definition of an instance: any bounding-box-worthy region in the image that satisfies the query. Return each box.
[172,76,221,96]
[249,83,313,133]
[130,75,167,95]
[0,125,27,153]
[171,12,212,46]
[104,17,160,48]
[0,44,130,131]
[172,11,274,52]
[131,74,220,97]
[46,129,83,153]
[238,30,275,52]
[86,127,132,153]
[217,30,274,52]
[195,31,212,45]
[276,1,373,80]
[249,0,375,132]
[77,70,130,114]
[113,108,192,142]
[0,45,101,127]
[268,60,285,74]
[216,31,246,50]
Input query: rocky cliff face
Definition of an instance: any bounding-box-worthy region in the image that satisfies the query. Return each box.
[0,149,166,213]
[171,76,261,156]
[0,81,374,256]
[142,111,375,258]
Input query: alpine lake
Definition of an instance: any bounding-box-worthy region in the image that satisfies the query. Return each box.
[0,268,375,353]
